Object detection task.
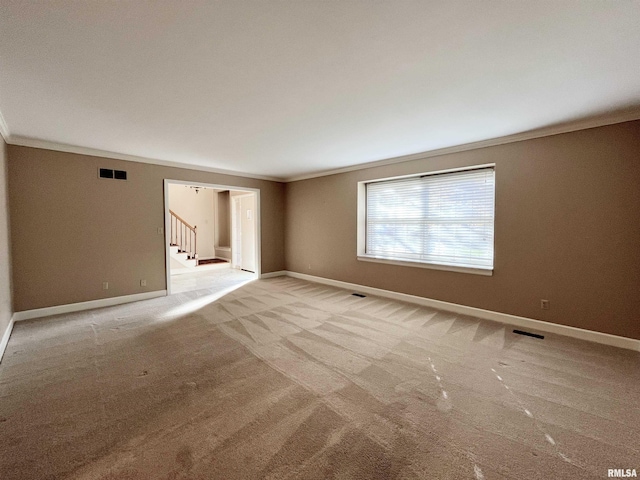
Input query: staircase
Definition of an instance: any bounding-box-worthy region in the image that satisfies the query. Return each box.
[170,244,197,268]
[169,209,197,269]
[169,209,230,273]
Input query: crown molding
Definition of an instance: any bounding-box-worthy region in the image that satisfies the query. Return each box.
[0,109,9,143]
[7,135,285,182]
[284,108,640,182]
[3,107,640,183]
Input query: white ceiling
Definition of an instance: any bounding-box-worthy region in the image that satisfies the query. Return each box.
[1,1,639,181]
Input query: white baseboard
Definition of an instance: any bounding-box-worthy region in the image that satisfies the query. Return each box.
[260,270,287,279]
[0,315,15,364]
[13,290,167,322]
[285,271,640,352]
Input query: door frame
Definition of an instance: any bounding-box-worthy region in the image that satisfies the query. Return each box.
[163,179,261,295]
[230,192,257,271]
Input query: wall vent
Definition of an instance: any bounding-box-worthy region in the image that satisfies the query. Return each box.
[99,168,114,179]
[99,168,127,180]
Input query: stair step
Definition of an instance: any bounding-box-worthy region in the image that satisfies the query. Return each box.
[169,245,197,268]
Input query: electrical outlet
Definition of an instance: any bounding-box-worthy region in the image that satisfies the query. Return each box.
[140,279,147,287]
[308,263,311,270]
[103,282,109,290]
[157,227,163,235]
[540,299,550,310]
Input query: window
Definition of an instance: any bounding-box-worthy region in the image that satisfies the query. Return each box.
[358,166,495,275]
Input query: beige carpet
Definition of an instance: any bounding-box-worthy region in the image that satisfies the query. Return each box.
[0,277,638,479]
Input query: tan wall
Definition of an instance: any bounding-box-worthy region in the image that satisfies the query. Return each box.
[285,120,640,340]
[215,190,231,249]
[0,137,12,339]
[168,183,215,258]
[8,146,285,311]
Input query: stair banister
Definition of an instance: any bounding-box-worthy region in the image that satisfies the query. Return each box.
[169,209,197,260]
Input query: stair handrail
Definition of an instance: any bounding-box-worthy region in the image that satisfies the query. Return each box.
[169,209,196,231]
[169,209,197,260]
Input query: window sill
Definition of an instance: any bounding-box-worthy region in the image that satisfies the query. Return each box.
[357,255,493,276]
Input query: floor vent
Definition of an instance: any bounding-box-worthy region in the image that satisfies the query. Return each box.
[352,293,366,298]
[513,329,544,339]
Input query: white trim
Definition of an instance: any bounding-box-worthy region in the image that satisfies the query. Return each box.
[284,109,640,182]
[0,109,10,142]
[231,196,240,269]
[12,290,167,321]
[357,255,493,276]
[284,271,640,352]
[9,135,284,182]
[229,192,256,199]
[164,179,262,295]
[214,250,232,262]
[0,315,15,364]
[260,270,287,279]
[357,181,366,258]
[364,163,496,185]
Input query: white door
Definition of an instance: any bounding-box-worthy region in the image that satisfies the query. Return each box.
[240,194,256,272]
[231,197,242,268]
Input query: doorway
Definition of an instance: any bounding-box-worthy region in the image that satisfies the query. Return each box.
[163,179,260,295]
[231,193,257,272]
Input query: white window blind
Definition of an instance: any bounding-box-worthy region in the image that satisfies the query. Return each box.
[365,167,495,270]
